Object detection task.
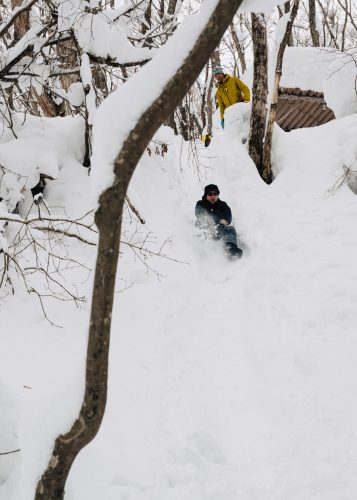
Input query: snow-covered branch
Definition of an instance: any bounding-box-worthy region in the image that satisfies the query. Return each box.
[0,0,38,38]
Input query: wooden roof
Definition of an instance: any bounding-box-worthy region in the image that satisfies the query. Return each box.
[276,87,335,132]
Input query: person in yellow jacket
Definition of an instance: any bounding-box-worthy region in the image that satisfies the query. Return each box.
[214,66,250,129]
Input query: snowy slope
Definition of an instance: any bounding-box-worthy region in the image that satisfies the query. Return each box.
[1,111,357,500]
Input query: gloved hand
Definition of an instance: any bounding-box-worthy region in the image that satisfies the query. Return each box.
[221,119,225,129]
[220,219,228,225]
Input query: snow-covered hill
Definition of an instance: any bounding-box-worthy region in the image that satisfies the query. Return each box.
[1,110,357,499]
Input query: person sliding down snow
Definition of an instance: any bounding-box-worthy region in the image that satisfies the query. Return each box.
[195,184,243,259]
[214,66,250,130]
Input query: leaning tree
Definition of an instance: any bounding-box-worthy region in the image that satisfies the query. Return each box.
[34,0,245,498]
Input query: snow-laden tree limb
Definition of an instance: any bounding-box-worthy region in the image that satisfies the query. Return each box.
[0,0,38,39]
[0,23,51,78]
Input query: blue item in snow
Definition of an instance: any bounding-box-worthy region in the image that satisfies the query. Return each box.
[221,119,225,129]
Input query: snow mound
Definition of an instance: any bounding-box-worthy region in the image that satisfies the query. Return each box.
[0,138,59,184]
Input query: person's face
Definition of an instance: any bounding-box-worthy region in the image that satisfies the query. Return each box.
[214,73,224,82]
[206,192,219,204]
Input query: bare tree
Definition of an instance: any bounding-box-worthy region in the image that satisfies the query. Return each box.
[167,0,180,16]
[248,12,268,178]
[309,0,320,46]
[284,1,294,46]
[34,1,244,498]
[229,22,247,74]
[262,0,300,183]
[317,0,340,48]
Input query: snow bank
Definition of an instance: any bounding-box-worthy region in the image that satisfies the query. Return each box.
[8,115,85,170]
[224,101,251,142]
[0,382,20,486]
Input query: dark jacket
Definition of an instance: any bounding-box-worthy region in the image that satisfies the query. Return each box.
[195,197,232,226]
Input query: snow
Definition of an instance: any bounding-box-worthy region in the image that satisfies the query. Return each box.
[239,0,283,14]
[55,0,153,65]
[280,47,335,91]
[12,114,85,169]
[74,13,154,65]
[2,104,357,499]
[0,114,85,217]
[0,25,46,73]
[323,50,357,118]
[66,83,85,108]
[0,138,59,182]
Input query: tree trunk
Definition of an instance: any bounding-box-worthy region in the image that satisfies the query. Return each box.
[141,0,152,35]
[284,1,294,46]
[206,68,214,136]
[262,0,299,183]
[229,22,247,74]
[167,0,180,16]
[10,0,56,117]
[178,103,189,140]
[200,66,209,131]
[248,13,268,178]
[57,36,80,115]
[317,0,339,49]
[11,0,29,43]
[211,49,221,68]
[35,0,245,497]
[308,0,320,46]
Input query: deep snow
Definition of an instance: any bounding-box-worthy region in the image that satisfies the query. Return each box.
[2,105,357,499]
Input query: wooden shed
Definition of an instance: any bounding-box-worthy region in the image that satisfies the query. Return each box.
[276,87,335,132]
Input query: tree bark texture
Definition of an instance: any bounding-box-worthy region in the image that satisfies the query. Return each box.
[248,13,268,178]
[262,0,300,183]
[35,1,244,498]
[229,22,247,74]
[57,35,80,114]
[167,0,180,16]
[284,1,294,46]
[211,49,221,68]
[308,0,320,46]
[11,0,30,43]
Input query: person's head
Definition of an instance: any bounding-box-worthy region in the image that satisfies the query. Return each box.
[213,66,225,82]
[204,184,220,204]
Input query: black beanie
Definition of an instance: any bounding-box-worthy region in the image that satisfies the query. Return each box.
[204,184,220,195]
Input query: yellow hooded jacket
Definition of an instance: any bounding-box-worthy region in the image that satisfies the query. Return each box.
[215,74,250,120]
